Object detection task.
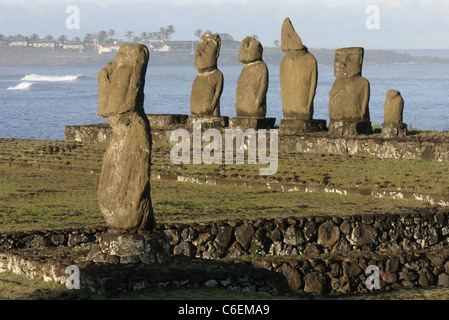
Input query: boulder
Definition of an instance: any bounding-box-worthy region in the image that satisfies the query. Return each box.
[317,221,340,248]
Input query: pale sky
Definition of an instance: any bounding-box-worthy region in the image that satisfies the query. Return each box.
[0,0,448,49]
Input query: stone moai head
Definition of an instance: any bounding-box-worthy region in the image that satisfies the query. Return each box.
[194,34,221,71]
[238,36,263,64]
[281,17,307,59]
[384,90,404,124]
[281,18,305,51]
[98,43,149,118]
[334,47,364,79]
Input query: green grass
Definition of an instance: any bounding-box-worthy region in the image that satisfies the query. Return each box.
[0,166,431,232]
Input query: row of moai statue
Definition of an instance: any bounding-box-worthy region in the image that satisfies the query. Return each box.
[190,17,407,138]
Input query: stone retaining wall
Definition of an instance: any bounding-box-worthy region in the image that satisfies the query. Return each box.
[2,211,448,259]
[232,249,449,295]
[2,210,449,296]
[155,211,449,259]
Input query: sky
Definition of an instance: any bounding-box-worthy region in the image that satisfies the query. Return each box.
[0,0,448,49]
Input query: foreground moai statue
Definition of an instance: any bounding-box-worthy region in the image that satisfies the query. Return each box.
[328,47,372,136]
[190,33,224,117]
[278,17,326,135]
[230,36,274,130]
[382,90,407,138]
[97,43,156,233]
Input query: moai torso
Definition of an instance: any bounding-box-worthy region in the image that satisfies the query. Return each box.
[279,18,318,120]
[329,47,370,122]
[97,44,156,233]
[235,36,268,118]
[384,90,404,124]
[190,34,223,117]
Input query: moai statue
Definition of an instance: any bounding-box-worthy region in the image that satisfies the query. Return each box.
[97,43,156,233]
[328,47,372,136]
[230,36,275,130]
[235,36,268,118]
[190,33,223,117]
[278,18,326,135]
[382,90,407,138]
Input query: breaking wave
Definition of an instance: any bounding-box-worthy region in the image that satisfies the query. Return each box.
[7,82,34,90]
[21,74,82,82]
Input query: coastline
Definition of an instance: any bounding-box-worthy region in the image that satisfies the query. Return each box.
[1,46,448,67]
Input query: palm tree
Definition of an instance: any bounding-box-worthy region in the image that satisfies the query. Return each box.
[194,29,202,39]
[83,33,93,44]
[58,35,67,43]
[44,35,54,40]
[273,40,280,48]
[159,27,167,41]
[252,34,259,41]
[107,29,115,40]
[30,34,40,42]
[125,31,134,42]
[140,32,148,42]
[97,30,108,43]
[166,25,175,40]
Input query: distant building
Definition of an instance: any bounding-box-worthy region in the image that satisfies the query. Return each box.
[63,41,84,50]
[95,41,126,54]
[8,37,28,47]
[150,43,171,52]
[32,39,55,48]
[96,44,120,54]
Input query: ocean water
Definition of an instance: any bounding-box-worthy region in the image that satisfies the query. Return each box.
[0,63,448,140]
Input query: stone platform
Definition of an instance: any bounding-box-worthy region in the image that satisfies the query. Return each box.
[328,120,373,137]
[229,117,276,130]
[279,119,327,135]
[382,123,408,139]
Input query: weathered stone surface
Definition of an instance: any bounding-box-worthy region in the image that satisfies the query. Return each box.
[381,89,407,138]
[318,221,340,248]
[278,263,303,290]
[329,47,371,136]
[228,117,275,130]
[328,120,372,136]
[99,234,145,257]
[384,90,404,124]
[279,18,318,121]
[380,270,397,284]
[235,36,268,118]
[350,224,378,246]
[97,43,155,233]
[284,225,305,246]
[190,34,223,117]
[304,272,327,295]
[279,119,327,135]
[235,224,255,248]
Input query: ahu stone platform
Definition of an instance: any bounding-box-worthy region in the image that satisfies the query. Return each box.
[65,114,449,163]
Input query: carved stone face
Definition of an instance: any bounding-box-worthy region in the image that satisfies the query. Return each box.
[334,47,364,79]
[97,44,149,118]
[238,36,263,63]
[194,34,221,71]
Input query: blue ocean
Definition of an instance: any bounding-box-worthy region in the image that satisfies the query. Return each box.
[0,60,448,140]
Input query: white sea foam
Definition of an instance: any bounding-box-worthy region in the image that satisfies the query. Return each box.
[7,82,34,90]
[21,74,82,82]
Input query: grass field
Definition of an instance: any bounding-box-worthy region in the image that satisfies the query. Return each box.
[1,138,449,300]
